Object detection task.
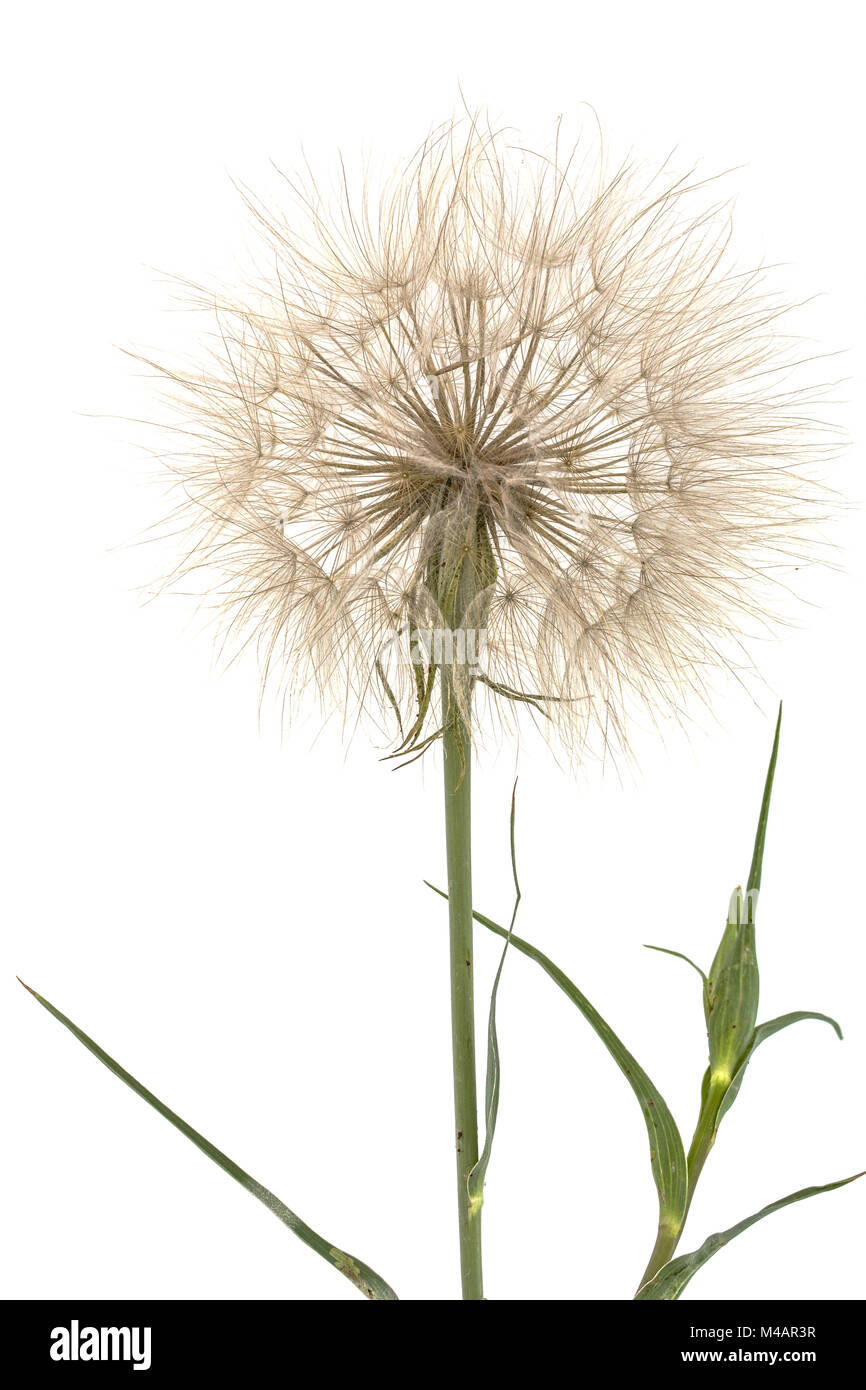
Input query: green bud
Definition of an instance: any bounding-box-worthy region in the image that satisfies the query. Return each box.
[705,887,760,1084]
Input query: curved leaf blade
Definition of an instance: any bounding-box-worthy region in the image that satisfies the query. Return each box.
[718,1010,843,1124]
[636,1171,864,1300]
[426,890,688,1244]
[18,979,398,1301]
[467,782,521,1209]
[747,701,783,899]
[644,943,708,989]
[753,1010,843,1046]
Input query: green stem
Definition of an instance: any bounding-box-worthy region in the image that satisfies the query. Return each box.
[441,672,483,1300]
[684,1085,724,1199]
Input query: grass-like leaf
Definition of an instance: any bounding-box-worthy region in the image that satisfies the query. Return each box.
[644,944,708,989]
[635,1171,865,1300]
[425,889,688,1247]
[17,979,399,1301]
[467,781,521,1210]
[747,701,783,899]
[717,1010,843,1124]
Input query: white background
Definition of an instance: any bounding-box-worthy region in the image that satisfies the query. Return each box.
[3,1,864,1302]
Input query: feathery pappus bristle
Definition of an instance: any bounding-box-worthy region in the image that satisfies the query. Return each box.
[150,114,839,763]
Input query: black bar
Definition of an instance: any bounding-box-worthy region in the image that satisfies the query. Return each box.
[3,1298,861,1373]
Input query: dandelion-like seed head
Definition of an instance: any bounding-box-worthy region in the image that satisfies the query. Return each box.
[155,116,836,763]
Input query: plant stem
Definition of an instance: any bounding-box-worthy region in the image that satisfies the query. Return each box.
[684,1082,725,1199]
[441,671,483,1300]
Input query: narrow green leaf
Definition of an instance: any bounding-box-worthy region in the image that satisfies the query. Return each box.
[644,943,708,989]
[636,1170,864,1300]
[426,890,688,1243]
[467,781,521,1209]
[748,701,783,899]
[753,1009,843,1046]
[717,1010,843,1124]
[18,979,398,1301]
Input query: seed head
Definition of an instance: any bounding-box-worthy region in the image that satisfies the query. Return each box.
[153,117,836,762]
